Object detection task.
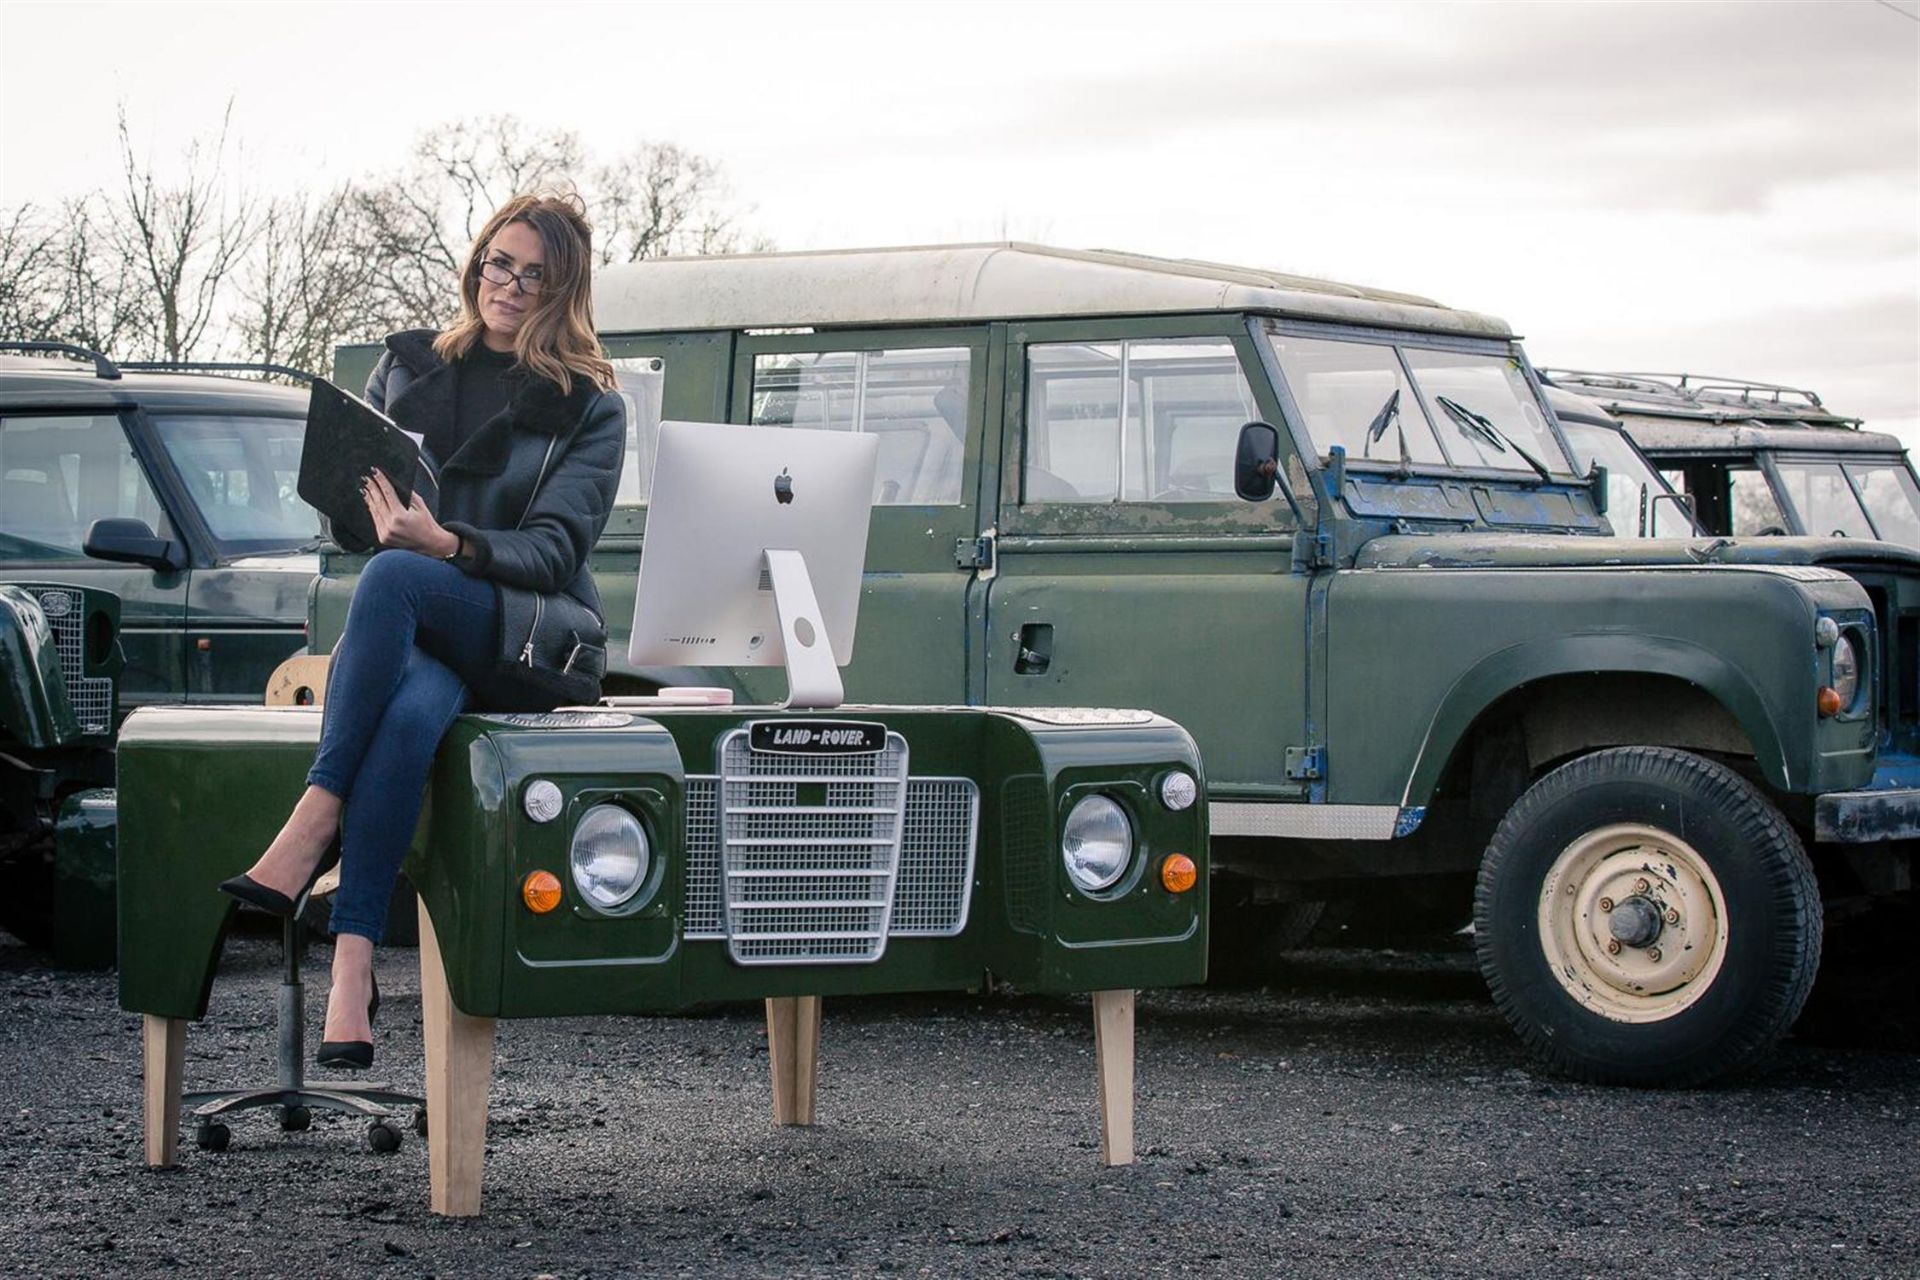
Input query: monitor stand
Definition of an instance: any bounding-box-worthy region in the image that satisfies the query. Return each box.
[763,548,843,710]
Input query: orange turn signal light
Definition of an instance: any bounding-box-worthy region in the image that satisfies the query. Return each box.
[1160,853,1197,894]
[522,870,563,914]
[1816,686,1843,718]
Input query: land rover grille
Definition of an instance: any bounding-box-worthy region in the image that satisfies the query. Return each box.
[26,588,112,735]
[684,730,978,964]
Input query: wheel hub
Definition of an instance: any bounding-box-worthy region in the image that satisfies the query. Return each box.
[1537,823,1730,1024]
[1607,895,1665,948]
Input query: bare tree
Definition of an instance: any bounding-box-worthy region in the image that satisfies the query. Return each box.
[236,185,386,376]
[0,196,145,356]
[593,141,765,263]
[0,203,67,339]
[52,195,147,355]
[351,116,586,329]
[350,117,765,328]
[4,110,765,369]
[109,103,259,361]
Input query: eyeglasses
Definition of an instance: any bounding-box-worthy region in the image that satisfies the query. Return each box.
[477,257,545,295]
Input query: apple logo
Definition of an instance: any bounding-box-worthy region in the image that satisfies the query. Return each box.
[774,468,794,504]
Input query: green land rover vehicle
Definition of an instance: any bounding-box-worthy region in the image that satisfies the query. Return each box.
[341,244,1920,1086]
[1543,369,1920,549]
[0,346,319,961]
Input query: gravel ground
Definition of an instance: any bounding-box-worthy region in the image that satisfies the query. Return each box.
[1,917,1915,1280]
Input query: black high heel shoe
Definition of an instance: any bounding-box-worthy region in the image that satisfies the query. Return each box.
[316,973,379,1071]
[217,840,341,918]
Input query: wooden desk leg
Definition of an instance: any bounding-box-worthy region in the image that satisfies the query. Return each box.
[765,995,821,1126]
[1092,989,1135,1167]
[419,899,495,1217]
[142,1015,187,1168]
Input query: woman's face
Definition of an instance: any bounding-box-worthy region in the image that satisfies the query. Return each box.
[476,220,546,350]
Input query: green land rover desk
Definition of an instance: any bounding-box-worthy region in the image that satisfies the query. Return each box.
[117,698,1207,1215]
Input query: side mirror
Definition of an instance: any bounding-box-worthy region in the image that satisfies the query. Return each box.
[1587,463,1609,515]
[1234,421,1281,502]
[84,518,185,572]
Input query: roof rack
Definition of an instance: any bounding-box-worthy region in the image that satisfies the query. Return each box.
[1538,368,1859,426]
[115,360,317,384]
[0,340,120,380]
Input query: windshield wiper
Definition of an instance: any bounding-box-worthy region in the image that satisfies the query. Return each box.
[1362,388,1410,467]
[1437,396,1553,483]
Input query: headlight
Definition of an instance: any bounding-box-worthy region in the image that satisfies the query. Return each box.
[1832,634,1861,709]
[1062,795,1133,894]
[569,804,649,911]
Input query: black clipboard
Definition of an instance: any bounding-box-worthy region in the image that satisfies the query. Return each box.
[298,379,420,549]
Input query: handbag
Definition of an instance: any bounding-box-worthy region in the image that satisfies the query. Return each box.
[485,413,610,712]
[489,583,608,712]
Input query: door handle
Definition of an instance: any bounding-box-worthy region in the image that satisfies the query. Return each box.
[1015,623,1053,675]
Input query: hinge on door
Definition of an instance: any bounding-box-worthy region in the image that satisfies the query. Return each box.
[1284,746,1325,782]
[955,531,997,575]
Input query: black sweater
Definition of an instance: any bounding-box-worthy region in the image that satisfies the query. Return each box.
[434,343,516,465]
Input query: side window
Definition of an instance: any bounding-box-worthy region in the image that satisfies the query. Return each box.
[0,414,169,561]
[1023,338,1259,504]
[749,347,970,505]
[610,356,666,506]
[1727,466,1789,536]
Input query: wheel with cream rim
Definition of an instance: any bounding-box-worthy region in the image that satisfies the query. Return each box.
[1474,746,1821,1086]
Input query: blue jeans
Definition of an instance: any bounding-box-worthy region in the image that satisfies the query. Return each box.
[308,551,498,942]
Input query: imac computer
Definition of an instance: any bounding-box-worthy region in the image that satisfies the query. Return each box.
[627,420,879,709]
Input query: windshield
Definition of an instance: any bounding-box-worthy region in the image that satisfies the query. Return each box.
[1560,422,1693,537]
[1265,334,1450,466]
[1772,460,1875,541]
[1843,460,1920,549]
[150,414,321,553]
[1264,328,1571,476]
[1400,348,1571,475]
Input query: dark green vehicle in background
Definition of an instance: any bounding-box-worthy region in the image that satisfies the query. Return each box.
[1543,369,1920,548]
[0,345,318,960]
[337,244,1920,1085]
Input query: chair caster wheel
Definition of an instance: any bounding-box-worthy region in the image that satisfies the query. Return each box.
[412,1108,428,1138]
[368,1119,403,1153]
[195,1121,231,1152]
[280,1105,312,1132]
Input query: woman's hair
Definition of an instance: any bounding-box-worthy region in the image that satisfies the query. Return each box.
[434,192,617,394]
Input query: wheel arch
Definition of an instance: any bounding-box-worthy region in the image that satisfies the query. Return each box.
[1404,636,1790,809]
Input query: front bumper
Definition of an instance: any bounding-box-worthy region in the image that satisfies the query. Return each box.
[1815,786,1920,842]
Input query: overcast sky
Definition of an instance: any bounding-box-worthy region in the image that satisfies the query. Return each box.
[2,0,1916,440]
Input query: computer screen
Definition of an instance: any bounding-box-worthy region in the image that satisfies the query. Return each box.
[628,421,878,705]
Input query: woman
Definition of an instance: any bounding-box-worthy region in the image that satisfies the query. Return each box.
[219,192,626,1069]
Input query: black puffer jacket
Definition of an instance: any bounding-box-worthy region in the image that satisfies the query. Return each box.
[351,329,626,623]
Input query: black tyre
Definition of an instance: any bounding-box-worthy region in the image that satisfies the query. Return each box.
[1207,898,1329,983]
[279,1105,312,1132]
[195,1121,231,1152]
[367,1120,402,1153]
[0,841,54,949]
[1474,746,1821,1087]
[412,1108,428,1138]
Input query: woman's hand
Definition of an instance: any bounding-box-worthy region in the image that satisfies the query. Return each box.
[363,470,460,559]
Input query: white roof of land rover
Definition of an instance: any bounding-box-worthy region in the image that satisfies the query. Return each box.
[592,243,1512,339]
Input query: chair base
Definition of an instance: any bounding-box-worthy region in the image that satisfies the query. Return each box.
[157,913,423,1157]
